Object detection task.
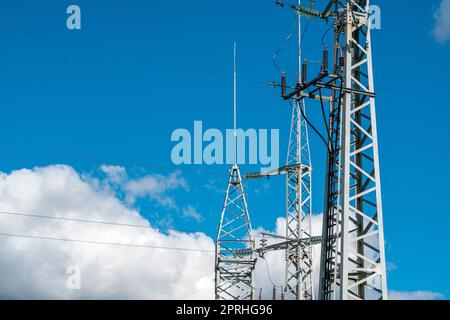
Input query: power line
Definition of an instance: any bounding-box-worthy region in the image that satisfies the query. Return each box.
[0,232,215,253]
[263,257,282,288]
[0,210,162,230]
[0,25,266,86]
[0,209,216,236]
[0,209,269,238]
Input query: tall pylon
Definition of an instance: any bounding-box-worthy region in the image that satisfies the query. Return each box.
[319,0,388,300]
[215,43,256,300]
[284,1,314,300]
[285,100,314,300]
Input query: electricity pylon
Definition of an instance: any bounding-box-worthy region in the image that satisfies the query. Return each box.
[284,3,314,300]
[218,0,388,301]
[244,1,316,300]
[277,0,388,300]
[285,98,314,300]
[318,0,388,300]
[215,43,256,300]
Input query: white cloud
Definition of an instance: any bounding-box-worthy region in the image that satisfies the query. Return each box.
[0,165,442,299]
[0,165,213,299]
[433,0,450,42]
[253,214,323,299]
[124,171,188,208]
[182,205,203,222]
[96,166,189,209]
[389,290,444,300]
[100,165,127,185]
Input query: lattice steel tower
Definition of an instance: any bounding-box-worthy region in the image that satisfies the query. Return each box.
[318,0,388,300]
[284,3,314,300]
[284,101,314,300]
[215,43,256,300]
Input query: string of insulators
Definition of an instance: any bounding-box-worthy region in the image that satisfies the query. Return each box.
[272,286,276,300]
[245,172,264,180]
[302,61,308,84]
[322,48,329,73]
[259,288,262,300]
[293,5,321,18]
[280,289,285,301]
[281,72,286,97]
[233,248,253,257]
[340,56,345,70]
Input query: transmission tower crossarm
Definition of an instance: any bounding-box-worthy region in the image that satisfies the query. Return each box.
[233,236,322,257]
[244,164,310,180]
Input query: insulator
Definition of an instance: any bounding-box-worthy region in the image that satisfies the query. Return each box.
[302,61,307,84]
[323,48,329,73]
[340,56,345,69]
[281,72,286,97]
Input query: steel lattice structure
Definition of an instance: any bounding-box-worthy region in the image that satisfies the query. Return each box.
[284,100,314,300]
[215,164,256,300]
[318,0,388,300]
[283,1,315,299]
[215,44,256,300]
[215,0,388,301]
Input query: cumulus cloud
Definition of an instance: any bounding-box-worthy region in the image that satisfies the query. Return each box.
[123,171,188,208]
[432,0,450,42]
[0,165,213,299]
[97,166,189,209]
[0,165,442,299]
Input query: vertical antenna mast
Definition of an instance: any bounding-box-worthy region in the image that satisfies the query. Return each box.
[297,0,302,82]
[234,42,237,164]
[214,43,256,300]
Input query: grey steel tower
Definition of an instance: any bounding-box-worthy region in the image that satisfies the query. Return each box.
[318,0,388,300]
[243,1,316,300]
[216,0,388,301]
[284,98,314,300]
[215,43,256,300]
[277,0,388,300]
[284,2,314,300]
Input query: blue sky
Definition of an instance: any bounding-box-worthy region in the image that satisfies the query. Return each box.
[0,0,449,298]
